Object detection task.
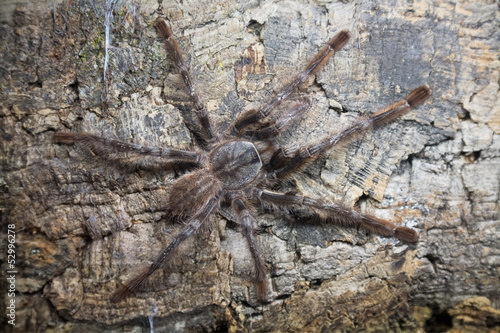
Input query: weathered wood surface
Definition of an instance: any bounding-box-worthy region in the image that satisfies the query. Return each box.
[1,0,498,332]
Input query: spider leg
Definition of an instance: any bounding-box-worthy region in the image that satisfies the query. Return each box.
[54,132,201,165]
[232,30,351,135]
[154,17,218,143]
[267,85,432,180]
[254,188,419,243]
[244,98,311,140]
[110,196,220,303]
[230,195,268,301]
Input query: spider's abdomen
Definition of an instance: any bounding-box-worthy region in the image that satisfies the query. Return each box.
[209,140,262,190]
[168,169,222,219]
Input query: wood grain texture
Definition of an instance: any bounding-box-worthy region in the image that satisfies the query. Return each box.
[1,0,498,332]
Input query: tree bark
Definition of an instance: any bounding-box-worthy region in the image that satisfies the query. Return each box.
[1,0,498,332]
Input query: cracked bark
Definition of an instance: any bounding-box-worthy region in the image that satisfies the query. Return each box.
[1,0,499,332]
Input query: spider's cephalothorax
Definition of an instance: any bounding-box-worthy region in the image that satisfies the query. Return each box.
[54,17,431,303]
[210,140,262,189]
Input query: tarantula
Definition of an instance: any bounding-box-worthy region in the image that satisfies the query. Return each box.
[54,17,431,303]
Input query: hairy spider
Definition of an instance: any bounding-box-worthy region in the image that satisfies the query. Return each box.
[54,17,431,303]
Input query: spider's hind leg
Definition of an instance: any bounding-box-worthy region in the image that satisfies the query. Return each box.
[110,196,220,303]
[230,195,269,302]
[255,188,419,243]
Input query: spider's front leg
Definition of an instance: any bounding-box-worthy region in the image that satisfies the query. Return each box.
[154,17,218,144]
[232,30,351,136]
[254,188,419,243]
[267,85,432,179]
[110,196,220,303]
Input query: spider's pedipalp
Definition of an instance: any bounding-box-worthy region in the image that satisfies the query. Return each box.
[245,98,311,140]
